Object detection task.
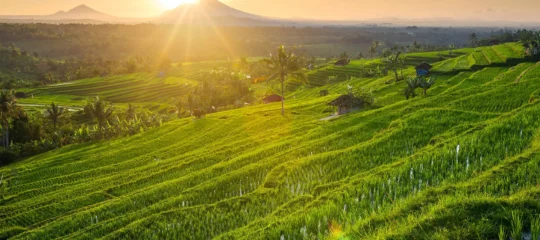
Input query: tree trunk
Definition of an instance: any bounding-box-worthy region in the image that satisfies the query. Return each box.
[281,75,285,116]
[423,88,427,95]
[394,69,399,82]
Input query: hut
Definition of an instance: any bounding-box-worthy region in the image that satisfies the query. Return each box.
[415,62,432,77]
[263,94,283,104]
[334,59,351,66]
[328,94,366,115]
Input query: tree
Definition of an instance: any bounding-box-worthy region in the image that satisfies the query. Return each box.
[357,52,364,60]
[263,46,306,116]
[368,46,377,58]
[0,91,19,148]
[448,45,455,56]
[417,76,437,95]
[45,72,54,85]
[45,102,67,131]
[126,104,136,120]
[383,51,402,82]
[369,41,381,58]
[404,77,419,100]
[398,55,407,79]
[470,33,478,47]
[85,96,115,132]
[235,57,250,73]
[339,51,350,61]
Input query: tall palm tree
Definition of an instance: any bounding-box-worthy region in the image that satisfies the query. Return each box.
[448,45,456,56]
[470,33,478,47]
[85,96,115,132]
[45,102,67,131]
[398,55,407,79]
[383,52,402,82]
[369,41,381,58]
[263,46,306,116]
[0,91,18,148]
[368,46,377,59]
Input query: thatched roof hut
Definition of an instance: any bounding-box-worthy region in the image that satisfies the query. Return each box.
[328,94,366,115]
[415,62,433,71]
[263,94,283,104]
[415,62,432,76]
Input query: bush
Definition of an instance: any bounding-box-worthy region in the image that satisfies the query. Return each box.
[320,90,329,96]
[193,109,207,118]
[0,148,19,166]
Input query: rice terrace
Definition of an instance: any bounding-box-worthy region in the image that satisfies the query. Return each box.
[1,0,540,239]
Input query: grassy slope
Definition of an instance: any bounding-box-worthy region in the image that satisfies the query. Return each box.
[2,43,539,239]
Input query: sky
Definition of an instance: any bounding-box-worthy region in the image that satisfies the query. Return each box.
[0,0,538,22]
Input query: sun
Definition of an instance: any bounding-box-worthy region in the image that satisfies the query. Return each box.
[158,0,198,9]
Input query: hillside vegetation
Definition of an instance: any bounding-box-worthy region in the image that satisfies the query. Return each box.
[2,43,540,239]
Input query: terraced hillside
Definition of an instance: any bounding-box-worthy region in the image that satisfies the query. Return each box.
[19,61,230,107]
[2,43,540,239]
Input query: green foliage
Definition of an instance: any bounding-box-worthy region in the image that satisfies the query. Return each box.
[510,211,523,240]
[498,225,507,240]
[1,42,540,240]
[532,215,540,240]
[263,46,306,115]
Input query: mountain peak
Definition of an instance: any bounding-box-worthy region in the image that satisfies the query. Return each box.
[68,4,99,14]
[48,4,113,20]
[162,0,261,22]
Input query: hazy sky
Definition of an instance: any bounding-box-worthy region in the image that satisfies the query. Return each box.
[0,0,538,22]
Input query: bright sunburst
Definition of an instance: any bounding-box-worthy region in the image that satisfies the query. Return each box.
[158,0,198,9]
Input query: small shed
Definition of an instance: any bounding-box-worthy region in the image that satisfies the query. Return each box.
[263,94,283,104]
[415,62,432,77]
[334,59,351,66]
[328,94,365,115]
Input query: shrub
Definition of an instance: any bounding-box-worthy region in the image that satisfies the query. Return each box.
[320,90,329,97]
[0,148,19,166]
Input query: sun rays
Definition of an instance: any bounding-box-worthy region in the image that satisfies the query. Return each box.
[158,0,198,9]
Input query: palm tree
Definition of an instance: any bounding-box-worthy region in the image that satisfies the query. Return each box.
[126,104,136,120]
[368,46,377,59]
[448,45,456,56]
[369,41,381,58]
[383,51,402,82]
[470,33,478,47]
[45,102,67,131]
[85,96,115,132]
[398,55,407,79]
[263,46,306,116]
[0,91,18,148]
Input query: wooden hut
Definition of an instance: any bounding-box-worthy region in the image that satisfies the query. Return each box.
[415,62,432,77]
[328,94,365,115]
[263,94,283,104]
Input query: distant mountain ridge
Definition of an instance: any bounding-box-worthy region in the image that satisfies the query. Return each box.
[159,0,265,24]
[46,4,116,21]
[1,1,539,27]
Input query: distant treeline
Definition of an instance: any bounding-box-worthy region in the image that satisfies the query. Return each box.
[0,23,506,61]
[0,42,173,88]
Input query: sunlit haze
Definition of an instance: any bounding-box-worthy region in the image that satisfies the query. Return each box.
[158,0,198,9]
[0,0,538,22]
